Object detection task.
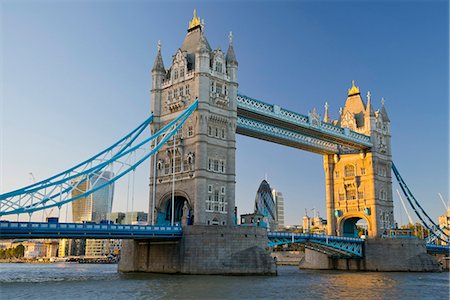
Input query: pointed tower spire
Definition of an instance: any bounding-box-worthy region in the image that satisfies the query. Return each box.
[366,91,375,116]
[348,80,360,96]
[324,102,330,122]
[188,9,201,31]
[380,97,390,122]
[226,31,238,66]
[152,40,165,73]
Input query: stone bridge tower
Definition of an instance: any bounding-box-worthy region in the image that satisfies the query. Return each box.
[149,11,238,226]
[324,81,394,238]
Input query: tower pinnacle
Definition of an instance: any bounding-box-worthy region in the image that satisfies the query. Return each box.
[348,80,360,96]
[152,40,165,73]
[324,102,330,122]
[188,9,201,31]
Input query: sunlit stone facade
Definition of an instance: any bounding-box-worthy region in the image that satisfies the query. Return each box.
[149,12,238,226]
[324,82,393,238]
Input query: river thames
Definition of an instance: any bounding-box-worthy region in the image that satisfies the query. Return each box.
[0,263,448,299]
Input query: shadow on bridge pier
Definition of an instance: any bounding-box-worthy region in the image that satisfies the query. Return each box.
[118,225,277,275]
[299,238,442,272]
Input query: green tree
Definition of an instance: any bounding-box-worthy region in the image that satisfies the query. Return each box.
[14,244,25,258]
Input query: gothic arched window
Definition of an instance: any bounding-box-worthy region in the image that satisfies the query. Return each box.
[344,164,355,177]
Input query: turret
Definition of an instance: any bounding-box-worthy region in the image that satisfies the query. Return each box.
[195,29,210,73]
[323,102,330,123]
[364,91,376,132]
[151,41,165,116]
[226,31,238,83]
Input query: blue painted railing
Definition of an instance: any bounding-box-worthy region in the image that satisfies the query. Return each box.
[0,221,182,239]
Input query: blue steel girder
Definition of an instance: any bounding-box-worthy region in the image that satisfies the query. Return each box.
[236,94,372,152]
[237,116,339,155]
[426,244,449,254]
[268,232,364,257]
[0,221,183,240]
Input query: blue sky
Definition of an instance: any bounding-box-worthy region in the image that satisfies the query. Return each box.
[1,0,448,225]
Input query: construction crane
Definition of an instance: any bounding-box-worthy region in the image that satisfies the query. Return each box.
[438,193,448,210]
[30,172,54,221]
[396,189,414,225]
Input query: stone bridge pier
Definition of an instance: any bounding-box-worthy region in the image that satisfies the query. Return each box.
[119,225,276,275]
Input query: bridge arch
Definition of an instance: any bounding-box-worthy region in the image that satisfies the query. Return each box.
[157,191,192,225]
[338,214,370,238]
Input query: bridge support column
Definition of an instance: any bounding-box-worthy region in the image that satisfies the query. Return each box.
[299,239,441,272]
[119,225,277,275]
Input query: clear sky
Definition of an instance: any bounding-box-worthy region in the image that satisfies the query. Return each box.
[1,0,448,225]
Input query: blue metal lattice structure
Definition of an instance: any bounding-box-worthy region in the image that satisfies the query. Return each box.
[0,100,198,217]
[236,94,372,154]
[268,231,364,257]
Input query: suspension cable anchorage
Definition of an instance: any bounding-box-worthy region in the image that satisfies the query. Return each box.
[0,100,198,217]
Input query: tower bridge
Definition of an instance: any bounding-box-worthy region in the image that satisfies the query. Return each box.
[0,11,447,274]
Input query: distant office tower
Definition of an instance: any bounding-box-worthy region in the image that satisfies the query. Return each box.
[70,171,114,257]
[272,189,285,229]
[110,211,148,224]
[71,171,114,223]
[254,180,277,229]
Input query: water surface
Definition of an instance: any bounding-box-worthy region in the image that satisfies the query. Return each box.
[0,263,448,299]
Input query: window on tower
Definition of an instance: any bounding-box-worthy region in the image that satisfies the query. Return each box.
[187,126,194,137]
[344,165,355,177]
[216,83,223,95]
[215,62,223,73]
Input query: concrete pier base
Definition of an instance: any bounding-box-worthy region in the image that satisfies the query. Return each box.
[299,239,441,272]
[118,225,277,275]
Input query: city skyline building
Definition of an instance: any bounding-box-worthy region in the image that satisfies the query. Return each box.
[110,211,148,224]
[254,180,277,229]
[302,209,327,233]
[71,171,114,223]
[70,171,115,257]
[272,189,285,229]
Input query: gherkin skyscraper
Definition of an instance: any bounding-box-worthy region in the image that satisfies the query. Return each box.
[254,180,277,229]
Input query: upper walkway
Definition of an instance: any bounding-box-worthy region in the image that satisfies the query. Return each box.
[236,94,372,154]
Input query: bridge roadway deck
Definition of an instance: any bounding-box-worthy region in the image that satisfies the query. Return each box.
[0,221,182,240]
[1,222,446,255]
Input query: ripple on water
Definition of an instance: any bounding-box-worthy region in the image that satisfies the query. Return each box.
[0,264,448,300]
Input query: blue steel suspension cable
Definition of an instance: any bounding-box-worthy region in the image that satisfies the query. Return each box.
[392,163,449,238]
[392,164,448,241]
[0,100,198,216]
[392,163,449,242]
[1,101,194,199]
[1,114,153,197]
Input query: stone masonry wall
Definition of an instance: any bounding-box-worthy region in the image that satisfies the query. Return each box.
[298,238,441,272]
[118,225,277,275]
